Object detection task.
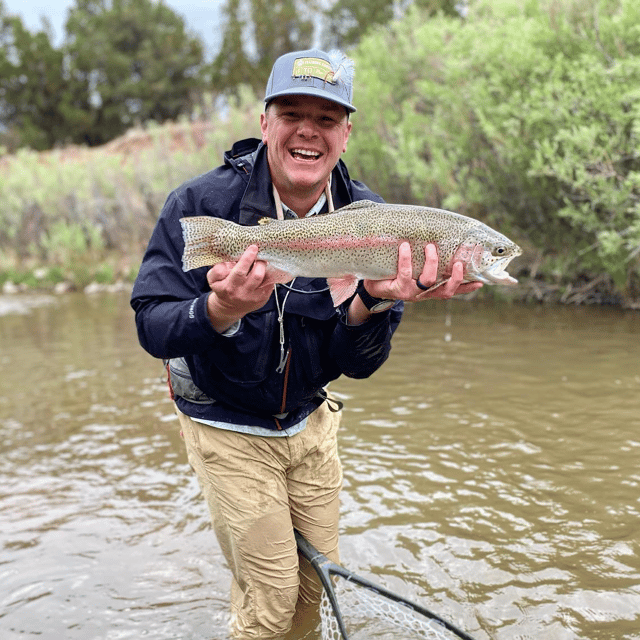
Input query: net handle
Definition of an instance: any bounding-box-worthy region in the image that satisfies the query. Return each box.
[295,529,351,638]
[294,529,479,640]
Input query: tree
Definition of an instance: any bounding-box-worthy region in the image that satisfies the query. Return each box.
[64,0,205,146]
[211,0,315,97]
[350,0,640,302]
[250,0,315,85]
[209,0,255,96]
[0,4,88,150]
[322,0,460,48]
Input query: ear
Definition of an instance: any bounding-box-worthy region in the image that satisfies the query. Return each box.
[342,121,352,153]
[260,112,268,144]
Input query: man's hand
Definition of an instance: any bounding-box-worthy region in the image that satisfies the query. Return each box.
[364,242,482,301]
[206,245,273,333]
[347,242,482,325]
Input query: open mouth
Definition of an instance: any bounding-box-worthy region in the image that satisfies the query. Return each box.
[481,258,518,285]
[466,256,518,285]
[290,148,321,161]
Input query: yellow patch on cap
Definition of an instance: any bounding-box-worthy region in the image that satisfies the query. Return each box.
[292,57,336,84]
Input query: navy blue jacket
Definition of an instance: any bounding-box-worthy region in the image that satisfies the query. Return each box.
[131,139,403,429]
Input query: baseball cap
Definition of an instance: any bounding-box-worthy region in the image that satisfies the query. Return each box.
[264,49,356,113]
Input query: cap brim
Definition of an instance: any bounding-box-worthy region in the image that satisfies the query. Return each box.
[264,87,356,113]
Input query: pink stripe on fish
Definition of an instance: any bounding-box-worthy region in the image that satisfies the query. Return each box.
[267,235,399,251]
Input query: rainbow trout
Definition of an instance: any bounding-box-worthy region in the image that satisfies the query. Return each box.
[180,200,522,306]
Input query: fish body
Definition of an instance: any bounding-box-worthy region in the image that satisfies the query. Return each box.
[180,200,522,305]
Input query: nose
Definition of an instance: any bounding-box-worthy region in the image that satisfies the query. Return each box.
[296,117,318,138]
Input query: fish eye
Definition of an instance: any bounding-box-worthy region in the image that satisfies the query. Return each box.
[492,246,507,256]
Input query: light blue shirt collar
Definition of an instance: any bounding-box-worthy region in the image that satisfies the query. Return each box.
[281,191,327,218]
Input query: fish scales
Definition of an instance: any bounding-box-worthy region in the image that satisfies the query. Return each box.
[180,200,522,306]
[183,204,486,278]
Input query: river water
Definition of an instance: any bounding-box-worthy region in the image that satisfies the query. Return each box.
[0,291,638,640]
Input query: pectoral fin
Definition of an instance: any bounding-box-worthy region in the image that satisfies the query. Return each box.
[327,275,359,306]
[418,279,448,294]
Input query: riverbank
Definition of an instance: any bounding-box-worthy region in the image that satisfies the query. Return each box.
[1,106,638,310]
[2,269,637,309]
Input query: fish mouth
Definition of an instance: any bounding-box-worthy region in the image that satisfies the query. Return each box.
[289,148,322,162]
[471,257,519,285]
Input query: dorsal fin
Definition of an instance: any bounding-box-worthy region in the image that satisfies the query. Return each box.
[307,200,381,219]
[337,200,379,212]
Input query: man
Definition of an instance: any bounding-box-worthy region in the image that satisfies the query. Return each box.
[131,48,480,639]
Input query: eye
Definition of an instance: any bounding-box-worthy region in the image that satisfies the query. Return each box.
[492,246,506,256]
[319,115,339,127]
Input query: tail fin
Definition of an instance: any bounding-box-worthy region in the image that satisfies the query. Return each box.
[180,216,230,271]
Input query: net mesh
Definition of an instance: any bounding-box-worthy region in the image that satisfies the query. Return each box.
[319,575,462,640]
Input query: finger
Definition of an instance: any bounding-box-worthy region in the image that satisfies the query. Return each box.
[396,242,413,283]
[232,245,260,278]
[365,243,413,299]
[248,258,267,284]
[387,241,417,299]
[233,249,270,293]
[416,262,476,300]
[418,244,439,289]
[417,281,482,300]
[438,261,464,297]
[207,262,234,286]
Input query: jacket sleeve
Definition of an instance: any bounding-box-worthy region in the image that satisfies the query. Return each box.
[130,191,225,360]
[328,302,403,379]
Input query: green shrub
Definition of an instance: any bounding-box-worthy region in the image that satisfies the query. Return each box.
[349,0,640,302]
[0,90,262,281]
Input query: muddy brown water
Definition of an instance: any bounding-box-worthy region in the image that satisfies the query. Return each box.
[0,292,638,639]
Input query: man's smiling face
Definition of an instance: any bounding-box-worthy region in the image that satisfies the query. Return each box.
[260,95,352,209]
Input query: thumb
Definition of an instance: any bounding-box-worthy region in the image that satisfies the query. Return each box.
[207,262,234,287]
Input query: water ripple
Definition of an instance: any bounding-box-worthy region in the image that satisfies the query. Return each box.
[1,295,640,639]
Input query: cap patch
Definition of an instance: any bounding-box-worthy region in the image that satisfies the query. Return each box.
[264,49,357,112]
[292,57,337,84]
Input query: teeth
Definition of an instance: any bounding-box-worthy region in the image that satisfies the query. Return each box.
[292,149,320,158]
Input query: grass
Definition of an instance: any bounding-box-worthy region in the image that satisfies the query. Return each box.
[0,92,263,292]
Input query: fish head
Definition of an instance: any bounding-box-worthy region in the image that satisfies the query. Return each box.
[456,225,522,285]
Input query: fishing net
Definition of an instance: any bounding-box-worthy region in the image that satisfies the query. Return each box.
[319,575,470,640]
[294,529,476,640]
